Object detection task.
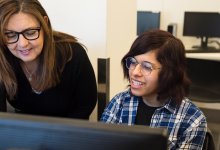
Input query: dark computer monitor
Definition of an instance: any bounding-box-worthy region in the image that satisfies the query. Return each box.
[0,112,168,150]
[183,11,220,51]
[186,58,220,102]
[137,11,160,36]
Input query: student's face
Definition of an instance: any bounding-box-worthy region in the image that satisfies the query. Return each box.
[129,50,161,100]
[4,12,44,63]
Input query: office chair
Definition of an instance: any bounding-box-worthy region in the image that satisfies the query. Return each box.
[203,128,216,150]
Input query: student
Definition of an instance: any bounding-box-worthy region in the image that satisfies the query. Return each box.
[101,29,207,149]
[0,0,97,119]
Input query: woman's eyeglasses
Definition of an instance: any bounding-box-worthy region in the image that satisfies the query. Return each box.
[125,57,161,76]
[4,27,41,44]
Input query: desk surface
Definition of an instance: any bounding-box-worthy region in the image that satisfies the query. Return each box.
[186,52,220,61]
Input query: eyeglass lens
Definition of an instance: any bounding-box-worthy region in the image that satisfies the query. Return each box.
[4,27,41,44]
[126,57,153,75]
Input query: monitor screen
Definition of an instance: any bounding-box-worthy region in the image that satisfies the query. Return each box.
[183,11,220,50]
[183,12,220,37]
[0,112,168,150]
[137,11,160,36]
[186,58,220,102]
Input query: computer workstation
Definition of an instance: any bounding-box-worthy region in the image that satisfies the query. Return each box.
[183,11,220,103]
[183,12,220,149]
[183,11,220,53]
[186,55,220,150]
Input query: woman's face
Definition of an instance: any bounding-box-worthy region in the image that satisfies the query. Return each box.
[5,12,44,63]
[129,50,161,101]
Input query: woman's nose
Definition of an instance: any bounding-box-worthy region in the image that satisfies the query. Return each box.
[17,34,29,47]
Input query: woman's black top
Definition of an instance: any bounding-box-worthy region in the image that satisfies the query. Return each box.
[0,43,97,120]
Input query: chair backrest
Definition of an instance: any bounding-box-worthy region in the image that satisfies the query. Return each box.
[203,128,216,150]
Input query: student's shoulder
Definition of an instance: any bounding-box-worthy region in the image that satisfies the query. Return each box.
[111,89,131,103]
[183,98,200,111]
[182,98,206,120]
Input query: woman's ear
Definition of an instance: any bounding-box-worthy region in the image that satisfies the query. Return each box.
[43,16,49,24]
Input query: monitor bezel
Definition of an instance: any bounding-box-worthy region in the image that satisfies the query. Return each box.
[0,112,168,150]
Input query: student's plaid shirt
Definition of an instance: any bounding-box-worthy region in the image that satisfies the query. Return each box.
[100,89,207,150]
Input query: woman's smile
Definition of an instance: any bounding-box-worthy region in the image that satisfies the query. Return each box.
[18,48,32,55]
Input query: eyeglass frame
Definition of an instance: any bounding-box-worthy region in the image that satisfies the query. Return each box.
[4,26,41,44]
[125,57,161,76]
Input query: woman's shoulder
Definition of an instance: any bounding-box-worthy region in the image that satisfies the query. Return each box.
[55,35,88,63]
[70,42,87,56]
[54,31,87,55]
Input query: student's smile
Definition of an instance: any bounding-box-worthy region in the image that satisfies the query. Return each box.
[130,79,145,89]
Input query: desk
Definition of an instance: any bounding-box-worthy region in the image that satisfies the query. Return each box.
[186,52,220,61]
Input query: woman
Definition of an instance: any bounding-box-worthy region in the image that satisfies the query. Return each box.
[101,30,207,149]
[0,0,97,119]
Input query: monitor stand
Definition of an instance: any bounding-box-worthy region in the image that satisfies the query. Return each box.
[187,37,220,53]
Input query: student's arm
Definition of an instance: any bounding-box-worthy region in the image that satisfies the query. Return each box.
[177,115,207,150]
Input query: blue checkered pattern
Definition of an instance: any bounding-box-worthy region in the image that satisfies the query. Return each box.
[100,89,207,150]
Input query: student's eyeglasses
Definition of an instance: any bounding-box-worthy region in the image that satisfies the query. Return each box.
[4,27,41,44]
[125,57,161,76]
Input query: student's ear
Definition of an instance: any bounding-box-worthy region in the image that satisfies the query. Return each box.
[43,16,49,24]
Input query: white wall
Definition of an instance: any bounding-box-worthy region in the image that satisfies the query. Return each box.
[39,0,107,73]
[137,0,220,49]
[106,1,136,97]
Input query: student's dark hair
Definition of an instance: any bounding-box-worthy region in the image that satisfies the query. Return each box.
[121,29,191,105]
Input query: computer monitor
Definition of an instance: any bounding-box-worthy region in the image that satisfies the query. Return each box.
[137,11,160,36]
[183,11,220,51]
[186,58,220,102]
[0,112,168,150]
